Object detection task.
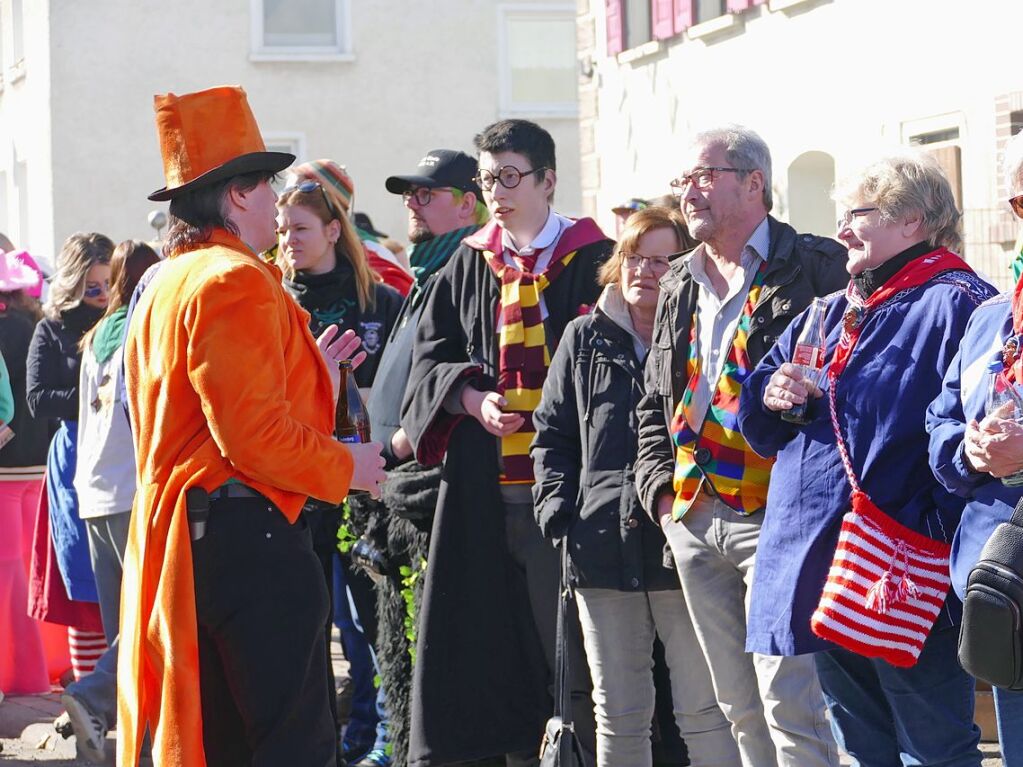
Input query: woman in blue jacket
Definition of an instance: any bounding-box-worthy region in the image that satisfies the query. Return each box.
[738,154,993,766]
[927,130,1023,767]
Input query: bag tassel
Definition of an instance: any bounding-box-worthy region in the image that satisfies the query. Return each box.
[865,541,917,614]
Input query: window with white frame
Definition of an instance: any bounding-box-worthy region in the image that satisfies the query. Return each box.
[498,4,578,118]
[262,132,305,189]
[251,0,351,60]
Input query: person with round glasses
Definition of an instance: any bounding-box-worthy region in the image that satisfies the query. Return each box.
[402,118,613,766]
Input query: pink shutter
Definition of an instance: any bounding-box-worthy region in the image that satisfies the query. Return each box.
[673,0,693,32]
[652,0,676,39]
[606,0,624,55]
[726,0,752,10]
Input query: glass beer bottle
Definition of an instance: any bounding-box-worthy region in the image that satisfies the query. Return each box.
[781,297,828,425]
[335,360,371,444]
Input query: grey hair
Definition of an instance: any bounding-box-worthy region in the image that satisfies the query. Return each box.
[691,124,773,211]
[1003,132,1023,197]
[833,152,962,253]
[44,232,114,320]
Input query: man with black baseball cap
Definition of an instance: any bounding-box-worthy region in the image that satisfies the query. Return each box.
[355,149,486,766]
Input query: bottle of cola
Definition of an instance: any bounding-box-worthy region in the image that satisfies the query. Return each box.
[781,297,828,425]
[335,360,371,444]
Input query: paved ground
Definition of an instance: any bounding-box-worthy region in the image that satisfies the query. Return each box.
[0,637,1007,765]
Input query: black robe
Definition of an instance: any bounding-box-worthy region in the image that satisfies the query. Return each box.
[401,221,612,767]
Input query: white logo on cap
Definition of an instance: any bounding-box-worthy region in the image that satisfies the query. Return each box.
[420,155,440,167]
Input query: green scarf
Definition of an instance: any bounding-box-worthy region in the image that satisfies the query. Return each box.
[92,307,128,363]
[408,225,478,297]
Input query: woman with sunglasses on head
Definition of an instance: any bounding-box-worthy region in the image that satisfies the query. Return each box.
[532,207,740,767]
[277,176,403,767]
[26,232,114,686]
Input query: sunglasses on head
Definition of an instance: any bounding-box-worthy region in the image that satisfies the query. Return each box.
[283,180,340,220]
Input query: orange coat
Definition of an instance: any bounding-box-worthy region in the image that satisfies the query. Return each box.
[116,229,353,767]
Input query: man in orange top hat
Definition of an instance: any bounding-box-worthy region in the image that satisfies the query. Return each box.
[117,85,386,767]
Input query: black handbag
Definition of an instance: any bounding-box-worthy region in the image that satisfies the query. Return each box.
[539,542,586,767]
[959,495,1023,690]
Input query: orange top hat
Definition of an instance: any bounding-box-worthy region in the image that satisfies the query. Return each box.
[148,85,294,202]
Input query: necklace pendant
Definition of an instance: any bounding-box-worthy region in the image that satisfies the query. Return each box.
[842,307,861,333]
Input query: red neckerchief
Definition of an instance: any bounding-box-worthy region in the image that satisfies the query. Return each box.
[828,248,971,381]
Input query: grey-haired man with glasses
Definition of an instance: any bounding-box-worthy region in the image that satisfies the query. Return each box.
[635,125,849,767]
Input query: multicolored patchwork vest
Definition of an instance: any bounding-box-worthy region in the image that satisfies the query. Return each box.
[670,260,775,519]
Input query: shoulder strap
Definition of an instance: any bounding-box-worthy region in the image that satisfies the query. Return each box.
[553,540,573,722]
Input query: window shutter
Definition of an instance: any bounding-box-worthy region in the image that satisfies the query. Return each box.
[606,0,624,55]
[652,0,676,39]
[726,0,752,11]
[673,0,693,33]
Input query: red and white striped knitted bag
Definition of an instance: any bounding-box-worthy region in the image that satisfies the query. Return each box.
[810,293,952,668]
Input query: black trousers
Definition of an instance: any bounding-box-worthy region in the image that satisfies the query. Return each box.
[191,496,336,767]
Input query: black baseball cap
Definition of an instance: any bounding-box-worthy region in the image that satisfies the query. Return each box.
[385,149,481,197]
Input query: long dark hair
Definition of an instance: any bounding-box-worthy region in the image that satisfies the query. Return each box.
[80,240,160,352]
[163,171,274,258]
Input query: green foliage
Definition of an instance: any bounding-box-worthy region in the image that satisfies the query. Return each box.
[336,499,357,554]
[400,557,428,664]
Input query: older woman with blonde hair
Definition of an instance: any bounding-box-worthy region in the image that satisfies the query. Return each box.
[739,153,994,766]
[928,130,1023,766]
[532,207,736,766]
[26,232,113,684]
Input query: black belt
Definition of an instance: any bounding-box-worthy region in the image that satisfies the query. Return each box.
[210,483,261,500]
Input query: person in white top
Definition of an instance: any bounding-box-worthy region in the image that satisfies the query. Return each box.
[59,240,160,763]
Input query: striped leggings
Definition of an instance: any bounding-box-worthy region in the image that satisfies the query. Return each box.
[68,627,107,680]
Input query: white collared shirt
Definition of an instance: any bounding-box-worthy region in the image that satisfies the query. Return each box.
[684,217,770,431]
[497,208,574,327]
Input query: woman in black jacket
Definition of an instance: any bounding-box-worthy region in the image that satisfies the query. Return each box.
[277,179,402,766]
[532,207,738,767]
[26,232,113,681]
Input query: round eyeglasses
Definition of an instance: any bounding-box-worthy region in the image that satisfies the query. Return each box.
[473,164,548,191]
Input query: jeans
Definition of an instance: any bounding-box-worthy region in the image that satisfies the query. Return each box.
[660,494,838,767]
[64,511,131,728]
[575,587,739,767]
[994,687,1023,767]
[334,554,389,755]
[814,625,981,767]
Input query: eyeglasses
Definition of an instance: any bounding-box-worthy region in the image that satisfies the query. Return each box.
[402,186,452,206]
[282,180,340,220]
[670,167,750,198]
[836,207,879,230]
[83,281,110,299]
[1010,195,1023,220]
[473,164,549,191]
[623,252,678,273]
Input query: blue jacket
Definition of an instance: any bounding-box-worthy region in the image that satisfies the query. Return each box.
[927,292,1023,598]
[738,270,994,655]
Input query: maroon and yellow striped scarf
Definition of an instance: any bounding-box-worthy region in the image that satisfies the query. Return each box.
[469,218,603,483]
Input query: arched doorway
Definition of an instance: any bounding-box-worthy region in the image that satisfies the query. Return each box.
[788,151,837,237]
